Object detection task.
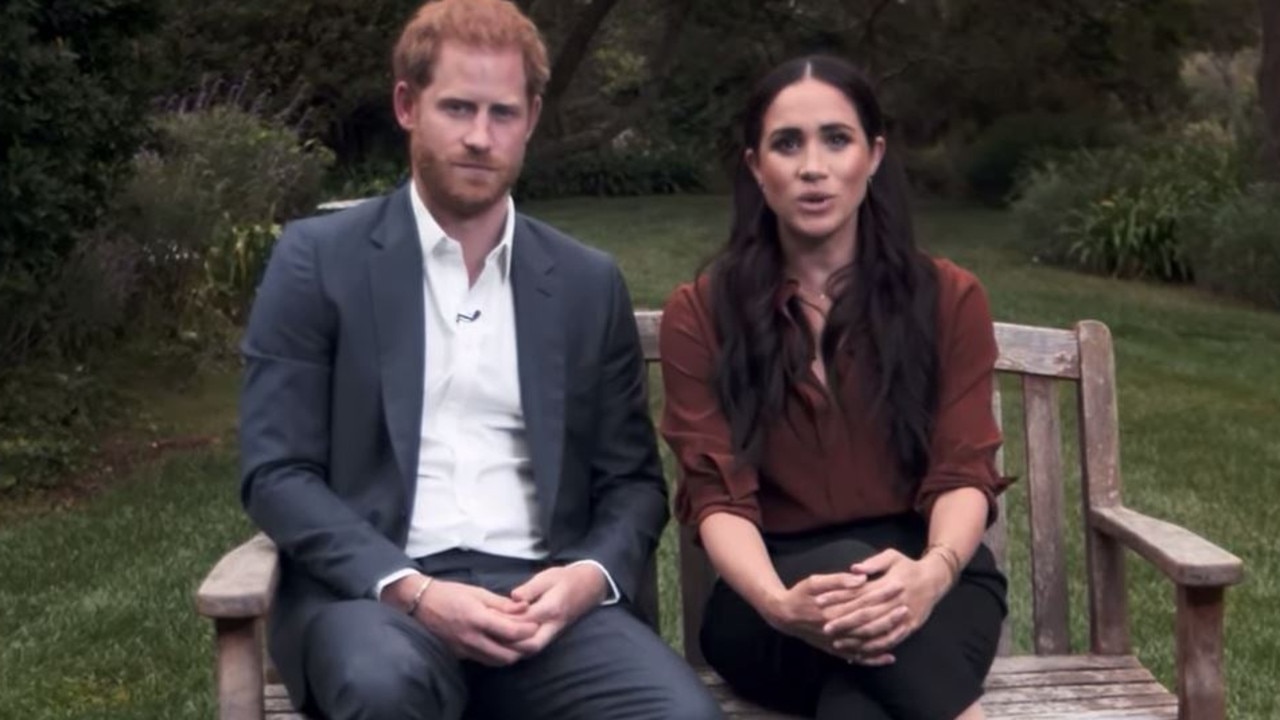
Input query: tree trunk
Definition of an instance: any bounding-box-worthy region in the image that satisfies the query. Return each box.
[1261,0,1280,180]
[531,0,696,162]
[542,0,624,115]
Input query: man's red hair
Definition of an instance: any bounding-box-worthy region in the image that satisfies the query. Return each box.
[393,0,550,98]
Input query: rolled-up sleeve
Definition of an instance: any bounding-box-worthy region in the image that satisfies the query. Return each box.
[658,283,762,531]
[914,267,1010,525]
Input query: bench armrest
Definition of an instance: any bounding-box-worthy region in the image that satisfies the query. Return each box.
[1089,505,1243,587]
[196,533,279,618]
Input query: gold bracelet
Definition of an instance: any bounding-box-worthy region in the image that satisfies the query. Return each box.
[406,575,433,616]
[925,549,959,587]
[936,544,964,576]
[924,543,962,585]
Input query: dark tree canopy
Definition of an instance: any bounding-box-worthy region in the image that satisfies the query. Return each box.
[1260,0,1280,179]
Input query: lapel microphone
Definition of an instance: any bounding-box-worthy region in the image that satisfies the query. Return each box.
[455,309,482,323]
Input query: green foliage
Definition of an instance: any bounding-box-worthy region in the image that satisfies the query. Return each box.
[1180,49,1260,133]
[0,366,114,493]
[961,112,1124,206]
[0,105,329,492]
[1178,48,1273,179]
[199,222,282,327]
[1183,183,1280,309]
[1012,125,1242,281]
[151,0,415,158]
[324,156,407,202]
[137,106,332,231]
[903,141,966,199]
[0,0,160,367]
[516,148,705,200]
[119,105,333,343]
[137,0,1264,190]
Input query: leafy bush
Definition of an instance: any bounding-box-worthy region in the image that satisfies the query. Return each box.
[961,113,1124,206]
[1182,183,1280,310]
[1,105,329,493]
[0,0,160,367]
[118,105,333,340]
[324,155,408,201]
[0,365,115,493]
[198,222,282,327]
[1180,49,1260,133]
[516,148,705,200]
[40,227,142,360]
[1012,125,1242,281]
[151,0,415,159]
[904,141,965,199]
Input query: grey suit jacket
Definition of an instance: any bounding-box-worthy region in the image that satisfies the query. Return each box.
[238,185,668,704]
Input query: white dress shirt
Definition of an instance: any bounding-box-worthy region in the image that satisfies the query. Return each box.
[375,185,618,603]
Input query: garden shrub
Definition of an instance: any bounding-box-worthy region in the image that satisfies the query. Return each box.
[1012,124,1241,281]
[961,112,1123,206]
[1182,183,1280,310]
[0,103,331,493]
[516,148,705,200]
[118,105,333,339]
[0,0,159,367]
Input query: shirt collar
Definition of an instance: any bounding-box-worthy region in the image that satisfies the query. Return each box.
[409,180,515,282]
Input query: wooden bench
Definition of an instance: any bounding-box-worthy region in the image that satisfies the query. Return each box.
[197,313,1244,719]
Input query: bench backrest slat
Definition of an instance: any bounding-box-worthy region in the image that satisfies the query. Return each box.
[633,311,1126,659]
[1023,374,1071,654]
[1077,321,1130,655]
[988,384,1012,656]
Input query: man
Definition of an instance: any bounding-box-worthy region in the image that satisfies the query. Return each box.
[238,1,722,718]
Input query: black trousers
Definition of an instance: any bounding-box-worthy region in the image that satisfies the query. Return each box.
[300,550,723,720]
[701,514,1007,720]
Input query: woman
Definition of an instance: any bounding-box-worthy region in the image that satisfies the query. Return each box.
[659,55,1009,720]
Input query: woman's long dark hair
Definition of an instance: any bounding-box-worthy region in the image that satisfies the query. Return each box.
[710,55,939,492]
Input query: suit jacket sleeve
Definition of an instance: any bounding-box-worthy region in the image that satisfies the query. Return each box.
[557,264,668,602]
[239,223,413,599]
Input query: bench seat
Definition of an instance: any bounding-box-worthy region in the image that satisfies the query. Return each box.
[262,654,1176,719]
[203,314,1240,720]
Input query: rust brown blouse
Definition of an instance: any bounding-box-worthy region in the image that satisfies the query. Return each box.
[659,258,1008,535]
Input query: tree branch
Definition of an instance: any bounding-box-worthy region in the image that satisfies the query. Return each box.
[858,0,899,47]
[533,0,697,161]
[542,0,625,111]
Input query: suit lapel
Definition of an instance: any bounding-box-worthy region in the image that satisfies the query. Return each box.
[512,216,565,535]
[369,185,425,498]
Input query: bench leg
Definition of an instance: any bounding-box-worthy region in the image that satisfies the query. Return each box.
[216,617,265,720]
[1175,585,1226,720]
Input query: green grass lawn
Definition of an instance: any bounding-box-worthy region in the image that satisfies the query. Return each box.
[2,195,1277,718]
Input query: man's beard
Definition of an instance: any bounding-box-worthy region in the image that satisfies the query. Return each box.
[413,148,521,219]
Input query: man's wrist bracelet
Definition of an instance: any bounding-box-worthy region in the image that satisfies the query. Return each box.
[406,576,433,616]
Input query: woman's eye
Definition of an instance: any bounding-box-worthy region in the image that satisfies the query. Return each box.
[772,136,801,153]
[825,133,852,149]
